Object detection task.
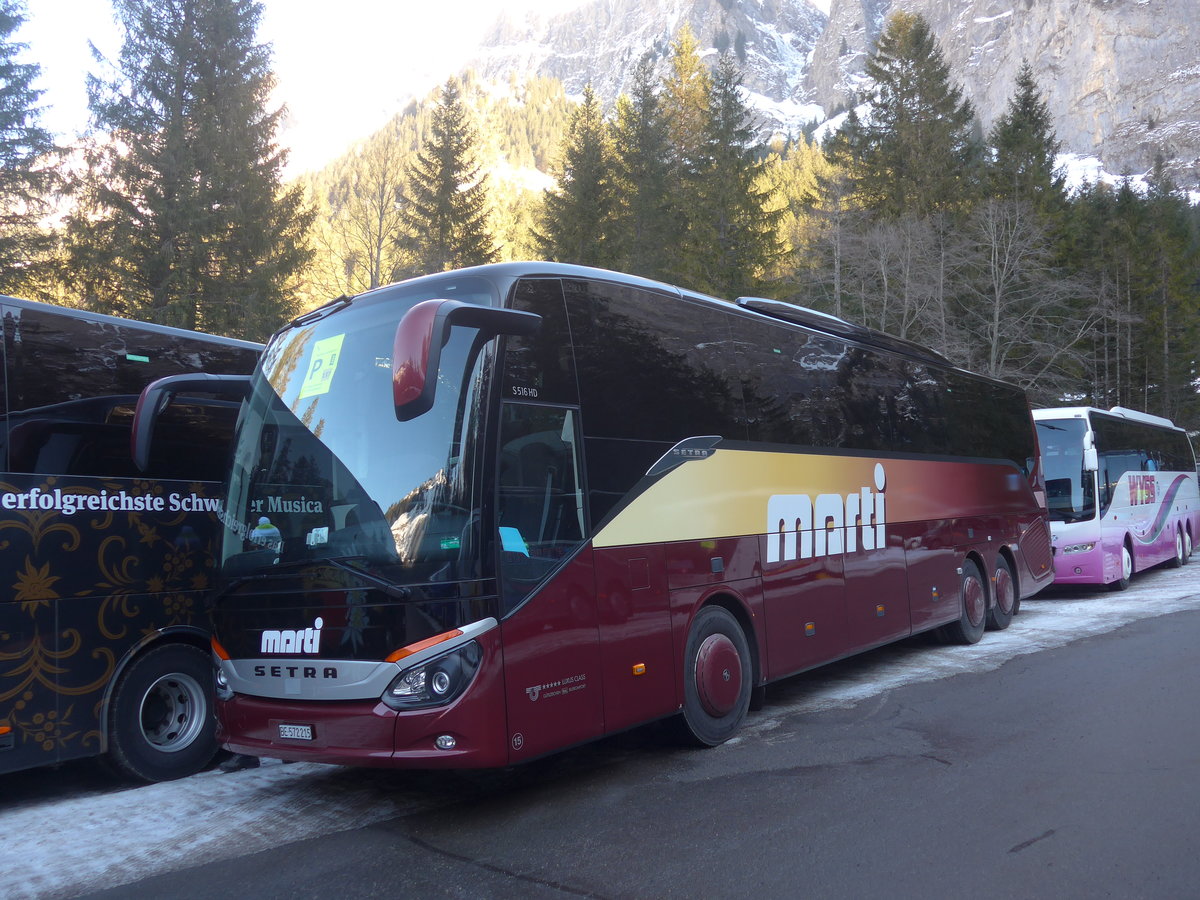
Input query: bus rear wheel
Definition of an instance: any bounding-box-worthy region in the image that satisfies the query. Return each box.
[940,560,987,645]
[678,605,752,747]
[1168,529,1185,568]
[986,557,1015,631]
[107,643,218,782]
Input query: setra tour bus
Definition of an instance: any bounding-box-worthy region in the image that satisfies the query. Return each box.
[0,296,260,780]
[203,263,1054,768]
[1033,406,1199,589]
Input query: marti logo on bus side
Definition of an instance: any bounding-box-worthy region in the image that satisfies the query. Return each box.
[766,463,887,563]
[1129,474,1157,506]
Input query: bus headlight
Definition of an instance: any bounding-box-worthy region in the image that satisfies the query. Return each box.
[214,665,234,701]
[382,641,482,710]
[1060,542,1096,554]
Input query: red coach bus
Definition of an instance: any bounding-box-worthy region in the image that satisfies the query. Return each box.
[203,263,1053,767]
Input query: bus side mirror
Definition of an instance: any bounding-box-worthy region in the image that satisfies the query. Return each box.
[392,299,541,422]
[1082,447,1099,472]
[132,373,253,472]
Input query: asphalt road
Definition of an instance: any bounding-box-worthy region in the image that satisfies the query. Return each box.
[67,588,1200,900]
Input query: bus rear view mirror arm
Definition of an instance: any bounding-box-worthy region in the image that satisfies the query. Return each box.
[393,299,541,422]
[132,372,254,472]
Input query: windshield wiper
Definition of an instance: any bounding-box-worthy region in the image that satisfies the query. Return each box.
[227,554,413,600]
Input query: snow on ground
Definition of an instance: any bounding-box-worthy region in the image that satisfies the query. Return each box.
[3,565,1199,899]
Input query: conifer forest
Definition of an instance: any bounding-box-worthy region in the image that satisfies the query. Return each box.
[3,1,1199,428]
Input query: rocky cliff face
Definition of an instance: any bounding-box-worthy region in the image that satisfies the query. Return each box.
[809,0,1200,186]
[473,0,828,125]
[472,0,1200,188]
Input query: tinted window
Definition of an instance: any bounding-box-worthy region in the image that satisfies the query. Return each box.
[733,310,1032,467]
[0,301,258,476]
[564,279,745,443]
[1092,415,1196,476]
[503,278,578,406]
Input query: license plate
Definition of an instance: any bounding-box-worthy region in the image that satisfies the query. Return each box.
[277,723,313,741]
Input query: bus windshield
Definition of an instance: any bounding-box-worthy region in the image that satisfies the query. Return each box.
[220,276,497,581]
[1036,417,1096,522]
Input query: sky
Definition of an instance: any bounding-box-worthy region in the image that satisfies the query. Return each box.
[17,0,833,176]
[16,0,592,173]
[5,564,1199,898]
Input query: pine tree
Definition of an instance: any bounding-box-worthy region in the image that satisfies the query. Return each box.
[609,56,675,280]
[987,61,1067,214]
[534,84,617,266]
[855,11,979,218]
[64,0,310,339]
[398,78,498,275]
[0,0,57,296]
[661,25,711,181]
[683,53,781,297]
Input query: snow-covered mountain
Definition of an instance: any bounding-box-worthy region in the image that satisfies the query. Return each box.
[468,0,1200,189]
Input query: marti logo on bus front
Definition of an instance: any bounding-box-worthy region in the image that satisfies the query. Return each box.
[260,617,324,655]
[767,463,887,563]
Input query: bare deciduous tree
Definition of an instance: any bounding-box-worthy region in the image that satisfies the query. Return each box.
[959,198,1100,398]
[309,127,411,298]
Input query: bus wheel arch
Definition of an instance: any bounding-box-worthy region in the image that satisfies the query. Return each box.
[106,640,218,782]
[986,552,1017,631]
[677,600,755,747]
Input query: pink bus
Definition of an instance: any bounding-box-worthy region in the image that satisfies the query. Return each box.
[1033,406,1199,589]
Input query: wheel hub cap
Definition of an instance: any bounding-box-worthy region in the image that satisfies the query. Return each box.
[695,633,742,717]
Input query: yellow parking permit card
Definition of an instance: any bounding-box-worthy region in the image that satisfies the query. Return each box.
[298,334,345,399]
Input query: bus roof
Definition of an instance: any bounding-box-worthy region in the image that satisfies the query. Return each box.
[1034,406,1182,431]
[329,262,991,383]
[1,294,263,351]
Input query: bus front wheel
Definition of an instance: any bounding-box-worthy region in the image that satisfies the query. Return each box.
[1111,543,1133,591]
[940,560,987,645]
[678,605,752,747]
[107,643,218,782]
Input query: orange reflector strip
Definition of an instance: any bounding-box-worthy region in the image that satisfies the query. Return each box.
[211,637,230,661]
[0,725,11,736]
[386,628,464,663]
[632,663,647,676]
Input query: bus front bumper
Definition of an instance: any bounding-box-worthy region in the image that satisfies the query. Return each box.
[217,690,509,769]
[1050,543,1107,585]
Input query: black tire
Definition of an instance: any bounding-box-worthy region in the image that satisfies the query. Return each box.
[678,605,752,747]
[1110,542,1133,591]
[107,643,218,782]
[986,557,1016,631]
[940,559,987,645]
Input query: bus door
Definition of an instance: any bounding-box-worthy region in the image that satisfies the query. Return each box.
[495,403,604,762]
